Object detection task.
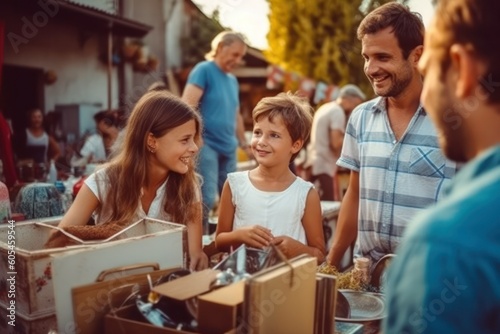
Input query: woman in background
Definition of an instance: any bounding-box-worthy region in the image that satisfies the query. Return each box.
[15,108,60,165]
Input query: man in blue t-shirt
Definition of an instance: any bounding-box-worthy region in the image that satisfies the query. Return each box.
[384,1,500,333]
[182,31,251,233]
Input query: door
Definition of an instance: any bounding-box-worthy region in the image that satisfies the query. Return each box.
[0,64,45,135]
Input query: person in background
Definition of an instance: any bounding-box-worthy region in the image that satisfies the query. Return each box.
[215,92,325,262]
[306,84,366,201]
[326,3,458,268]
[79,111,120,164]
[147,80,168,92]
[0,180,11,223]
[14,108,60,165]
[385,0,500,332]
[0,110,18,187]
[182,31,251,234]
[46,91,208,270]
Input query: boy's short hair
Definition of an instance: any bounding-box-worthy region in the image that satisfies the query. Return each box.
[252,92,313,161]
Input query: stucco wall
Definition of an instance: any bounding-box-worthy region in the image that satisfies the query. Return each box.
[2,5,119,112]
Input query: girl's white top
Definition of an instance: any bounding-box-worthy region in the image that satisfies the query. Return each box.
[85,168,170,224]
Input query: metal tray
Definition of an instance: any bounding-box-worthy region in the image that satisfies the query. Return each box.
[335,289,386,321]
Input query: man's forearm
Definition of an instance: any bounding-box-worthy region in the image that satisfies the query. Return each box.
[326,172,359,267]
[236,111,248,147]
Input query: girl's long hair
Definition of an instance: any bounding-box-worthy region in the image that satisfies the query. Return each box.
[98,90,202,226]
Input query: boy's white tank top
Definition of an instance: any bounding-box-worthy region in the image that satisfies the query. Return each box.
[228,171,313,244]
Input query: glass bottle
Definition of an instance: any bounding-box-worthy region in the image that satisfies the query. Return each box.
[48,160,57,183]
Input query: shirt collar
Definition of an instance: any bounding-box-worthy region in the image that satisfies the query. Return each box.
[371,96,427,116]
[445,145,500,195]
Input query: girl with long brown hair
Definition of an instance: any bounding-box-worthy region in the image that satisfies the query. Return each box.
[48,91,208,270]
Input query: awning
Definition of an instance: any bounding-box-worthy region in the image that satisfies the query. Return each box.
[7,0,152,38]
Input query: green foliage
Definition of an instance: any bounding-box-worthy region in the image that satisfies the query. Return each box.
[266,0,409,97]
[180,9,223,67]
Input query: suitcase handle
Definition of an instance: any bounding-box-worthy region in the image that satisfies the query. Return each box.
[96,262,160,282]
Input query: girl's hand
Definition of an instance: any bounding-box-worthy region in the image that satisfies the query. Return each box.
[237,225,274,249]
[189,250,209,271]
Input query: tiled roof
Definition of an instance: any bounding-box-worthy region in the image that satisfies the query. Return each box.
[9,0,152,37]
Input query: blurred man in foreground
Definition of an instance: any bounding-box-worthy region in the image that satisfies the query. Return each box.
[385,0,500,333]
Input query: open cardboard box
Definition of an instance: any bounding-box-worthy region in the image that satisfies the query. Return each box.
[105,304,194,334]
[151,268,245,333]
[104,281,243,334]
[105,268,244,334]
[197,281,245,334]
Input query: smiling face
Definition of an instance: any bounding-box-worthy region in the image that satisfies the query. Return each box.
[251,115,302,167]
[214,41,246,73]
[362,27,416,98]
[148,119,199,175]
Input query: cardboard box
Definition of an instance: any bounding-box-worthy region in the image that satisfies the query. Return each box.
[243,254,317,334]
[197,281,245,334]
[104,304,193,334]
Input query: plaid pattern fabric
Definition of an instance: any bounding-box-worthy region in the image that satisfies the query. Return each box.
[338,97,458,262]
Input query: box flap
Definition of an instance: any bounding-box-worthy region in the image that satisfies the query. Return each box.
[197,280,244,306]
[152,269,220,301]
[197,281,245,334]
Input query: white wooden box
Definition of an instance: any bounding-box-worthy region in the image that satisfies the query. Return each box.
[0,302,56,334]
[0,217,87,317]
[0,217,186,324]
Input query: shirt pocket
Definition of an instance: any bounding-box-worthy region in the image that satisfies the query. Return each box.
[409,148,446,178]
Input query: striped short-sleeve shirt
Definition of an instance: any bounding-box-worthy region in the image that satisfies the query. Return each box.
[337,97,458,263]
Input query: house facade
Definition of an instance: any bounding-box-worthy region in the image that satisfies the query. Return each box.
[0,0,214,130]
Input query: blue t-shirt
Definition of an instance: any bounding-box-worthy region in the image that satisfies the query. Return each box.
[384,145,500,333]
[187,61,239,156]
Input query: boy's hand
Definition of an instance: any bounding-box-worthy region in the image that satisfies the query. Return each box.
[237,225,274,249]
[272,236,302,259]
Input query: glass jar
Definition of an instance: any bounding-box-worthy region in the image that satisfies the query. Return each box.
[351,257,371,286]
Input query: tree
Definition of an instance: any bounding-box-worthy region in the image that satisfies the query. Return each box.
[265,0,409,97]
[180,9,224,67]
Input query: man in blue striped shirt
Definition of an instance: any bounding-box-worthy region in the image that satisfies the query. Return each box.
[326,3,458,268]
